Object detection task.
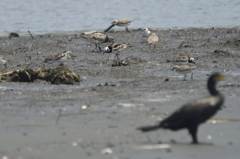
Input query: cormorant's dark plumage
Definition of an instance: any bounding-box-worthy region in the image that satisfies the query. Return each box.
[137,72,224,144]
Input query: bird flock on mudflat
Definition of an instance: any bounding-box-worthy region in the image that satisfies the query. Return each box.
[1,18,197,80]
[1,18,226,144]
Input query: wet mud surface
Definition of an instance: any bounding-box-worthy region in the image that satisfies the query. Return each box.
[0,28,240,159]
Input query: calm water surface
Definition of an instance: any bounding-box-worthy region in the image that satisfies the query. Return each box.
[0,0,240,35]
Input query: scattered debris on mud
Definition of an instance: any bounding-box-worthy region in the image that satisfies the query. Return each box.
[0,66,80,84]
[112,53,145,67]
[212,49,240,57]
[213,49,233,56]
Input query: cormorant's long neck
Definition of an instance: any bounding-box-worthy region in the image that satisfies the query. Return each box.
[208,82,219,95]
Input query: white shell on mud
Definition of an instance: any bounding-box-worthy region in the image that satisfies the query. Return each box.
[101,148,113,154]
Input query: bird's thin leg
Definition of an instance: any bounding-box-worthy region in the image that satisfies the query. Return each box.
[86,43,91,52]
[126,27,130,32]
[149,44,152,51]
[191,72,194,80]
[98,46,102,52]
[189,126,198,144]
[153,44,156,51]
[183,74,187,81]
[94,44,98,52]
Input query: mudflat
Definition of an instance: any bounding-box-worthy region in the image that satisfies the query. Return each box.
[0,28,240,159]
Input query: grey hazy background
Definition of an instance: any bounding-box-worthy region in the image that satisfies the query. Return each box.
[0,0,240,35]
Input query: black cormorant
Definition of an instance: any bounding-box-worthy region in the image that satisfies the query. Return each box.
[137,72,224,144]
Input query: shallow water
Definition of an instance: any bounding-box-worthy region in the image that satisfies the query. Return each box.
[0,0,240,35]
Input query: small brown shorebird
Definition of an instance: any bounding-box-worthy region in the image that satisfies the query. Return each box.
[44,51,76,66]
[81,32,114,52]
[172,64,197,80]
[104,19,133,32]
[147,33,158,50]
[167,55,196,65]
[102,42,128,54]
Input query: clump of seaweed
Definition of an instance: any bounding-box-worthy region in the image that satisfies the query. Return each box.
[0,66,80,85]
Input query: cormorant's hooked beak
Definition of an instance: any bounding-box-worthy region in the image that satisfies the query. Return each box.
[217,74,224,81]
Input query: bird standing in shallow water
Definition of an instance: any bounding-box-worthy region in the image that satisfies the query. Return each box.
[137,73,224,144]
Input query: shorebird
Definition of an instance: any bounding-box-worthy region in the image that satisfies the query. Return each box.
[138,27,151,43]
[8,32,19,39]
[172,65,197,80]
[147,33,158,49]
[102,42,129,54]
[104,19,133,32]
[140,27,151,38]
[137,72,224,144]
[44,51,76,66]
[81,32,114,52]
[167,56,196,65]
[0,56,7,68]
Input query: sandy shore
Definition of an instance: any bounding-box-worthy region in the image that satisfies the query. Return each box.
[0,28,240,159]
